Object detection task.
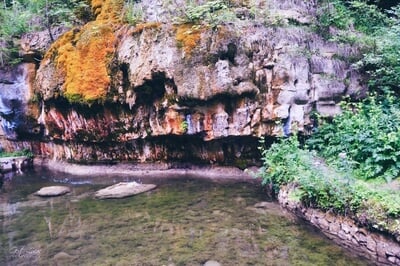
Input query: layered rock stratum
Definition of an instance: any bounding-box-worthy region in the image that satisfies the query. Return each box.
[0,0,366,165]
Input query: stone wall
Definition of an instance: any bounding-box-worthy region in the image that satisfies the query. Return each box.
[278,186,400,265]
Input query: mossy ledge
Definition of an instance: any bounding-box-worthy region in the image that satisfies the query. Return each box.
[44,0,123,104]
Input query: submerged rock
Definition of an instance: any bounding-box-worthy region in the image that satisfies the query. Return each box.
[34,186,71,197]
[204,260,221,266]
[53,251,75,261]
[254,201,275,209]
[94,182,156,199]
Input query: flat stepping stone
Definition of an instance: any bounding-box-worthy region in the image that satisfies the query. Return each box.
[94,182,156,199]
[35,186,71,197]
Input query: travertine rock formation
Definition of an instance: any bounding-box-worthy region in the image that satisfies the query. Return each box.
[0,0,366,164]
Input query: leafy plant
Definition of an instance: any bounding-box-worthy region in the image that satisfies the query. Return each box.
[0,148,33,158]
[316,0,390,40]
[258,135,400,235]
[357,6,400,96]
[258,135,354,212]
[180,120,188,132]
[0,0,89,67]
[307,95,400,182]
[122,0,143,25]
[317,0,351,31]
[183,0,228,23]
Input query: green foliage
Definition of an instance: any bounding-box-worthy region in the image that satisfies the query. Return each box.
[258,135,400,233]
[318,0,351,31]
[183,0,228,23]
[180,120,188,132]
[258,136,354,213]
[0,0,89,67]
[307,95,400,182]
[314,0,399,99]
[316,0,389,39]
[348,0,388,33]
[351,182,400,218]
[258,136,309,188]
[357,6,400,96]
[176,0,238,28]
[0,148,33,158]
[122,0,143,25]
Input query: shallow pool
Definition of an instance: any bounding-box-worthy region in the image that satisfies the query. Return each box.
[0,168,371,265]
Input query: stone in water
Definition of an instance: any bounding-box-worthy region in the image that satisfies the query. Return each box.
[94,182,156,199]
[35,186,71,197]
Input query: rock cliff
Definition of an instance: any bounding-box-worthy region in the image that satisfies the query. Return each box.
[0,0,367,165]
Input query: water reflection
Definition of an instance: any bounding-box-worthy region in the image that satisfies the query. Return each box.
[0,169,371,265]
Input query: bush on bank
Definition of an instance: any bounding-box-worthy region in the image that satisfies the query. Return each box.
[257,133,400,236]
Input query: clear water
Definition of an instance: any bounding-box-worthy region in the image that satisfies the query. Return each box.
[0,168,371,266]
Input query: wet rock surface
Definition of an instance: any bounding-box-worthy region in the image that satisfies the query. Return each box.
[204,260,221,266]
[94,182,157,199]
[34,186,71,197]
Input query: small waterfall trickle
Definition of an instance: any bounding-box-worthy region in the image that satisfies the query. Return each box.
[0,98,17,139]
[185,114,194,135]
[283,115,291,137]
[0,63,36,140]
[37,101,46,126]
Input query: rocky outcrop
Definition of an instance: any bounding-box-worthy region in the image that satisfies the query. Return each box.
[279,186,400,265]
[1,0,367,165]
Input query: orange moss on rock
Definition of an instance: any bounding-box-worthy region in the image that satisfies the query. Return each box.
[175,24,202,56]
[44,0,124,104]
[90,0,124,22]
[131,22,162,35]
[56,22,116,103]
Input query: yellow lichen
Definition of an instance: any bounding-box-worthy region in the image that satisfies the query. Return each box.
[175,24,202,56]
[44,0,124,104]
[90,0,123,22]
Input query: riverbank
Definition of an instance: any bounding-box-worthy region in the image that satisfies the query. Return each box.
[279,184,400,266]
[34,159,258,183]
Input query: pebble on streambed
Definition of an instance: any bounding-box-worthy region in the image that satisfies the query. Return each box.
[94,181,157,199]
[34,186,71,197]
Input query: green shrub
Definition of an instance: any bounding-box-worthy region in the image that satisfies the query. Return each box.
[257,135,400,232]
[348,0,388,33]
[183,0,228,23]
[122,0,143,25]
[258,135,354,213]
[0,148,33,158]
[0,0,89,67]
[317,0,351,31]
[357,6,400,96]
[307,95,400,182]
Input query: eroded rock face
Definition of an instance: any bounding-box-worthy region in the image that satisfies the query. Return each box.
[36,24,365,139]
[1,0,367,164]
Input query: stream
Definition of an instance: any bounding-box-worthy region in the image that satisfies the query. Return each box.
[0,167,371,265]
